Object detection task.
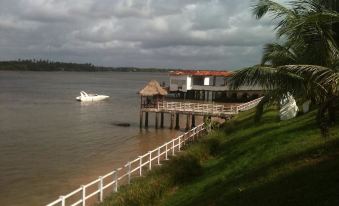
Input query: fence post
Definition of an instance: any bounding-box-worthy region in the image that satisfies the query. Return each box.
[157,147,161,165]
[178,135,181,151]
[128,162,131,184]
[98,176,103,202]
[172,140,175,156]
[139,156,142,176]
[81,185,86,206]
[60,196,65,206]
[148,151,152,170]
[192,128,196,141]
[165,143,168,160]
[114,171,118,192]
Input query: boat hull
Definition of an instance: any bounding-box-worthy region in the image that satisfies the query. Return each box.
[76,95,109,102]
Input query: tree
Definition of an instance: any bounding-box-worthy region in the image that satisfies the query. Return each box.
[231,0,339,136]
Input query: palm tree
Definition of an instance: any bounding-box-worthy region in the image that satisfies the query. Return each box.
[231,0,339,136]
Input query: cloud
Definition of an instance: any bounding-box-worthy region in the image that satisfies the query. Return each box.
[0,0,279,69]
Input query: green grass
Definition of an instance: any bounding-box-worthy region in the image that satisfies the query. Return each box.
[101,108,339,206]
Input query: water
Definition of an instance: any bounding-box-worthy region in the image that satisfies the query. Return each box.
[0,71,183,206]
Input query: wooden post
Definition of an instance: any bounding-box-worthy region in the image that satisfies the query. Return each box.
[81,185,86,206]
[113,171,118,192]
[139,111,143,128]
[170,113,174,129]
[160,112,164,128]
[60,196,65,206]
[175,113,180,130]
[139,156,142,176]
[98,176,103,202]
[148,151,152,170]
[127,162,131,184]
[186,114,191,130]
[155,112,159,129]
[145,112,149,128]
[191,114,196,128]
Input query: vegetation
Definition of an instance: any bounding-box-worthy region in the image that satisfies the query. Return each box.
[100,108,339,206]
[230,0,339,136]
[0,59,171,72]
[98,138,220,206]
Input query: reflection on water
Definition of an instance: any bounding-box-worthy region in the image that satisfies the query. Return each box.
[0,71,188,206]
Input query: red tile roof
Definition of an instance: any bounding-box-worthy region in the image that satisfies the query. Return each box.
[169,70,233,77]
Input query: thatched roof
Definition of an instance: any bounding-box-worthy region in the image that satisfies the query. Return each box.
[139,80,168,96]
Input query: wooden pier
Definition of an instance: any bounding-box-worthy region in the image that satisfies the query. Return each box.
[138,79,263,129]
[140,97,263,129]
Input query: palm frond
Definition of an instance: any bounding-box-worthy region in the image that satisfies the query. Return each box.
[252,0,293,19]
[279,65,339,95]
[261,42,297,66]
[229,66,277,90]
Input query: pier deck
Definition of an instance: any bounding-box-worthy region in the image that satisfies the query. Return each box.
[141,97,263,118]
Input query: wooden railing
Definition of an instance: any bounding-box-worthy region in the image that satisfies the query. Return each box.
[46,124,206,206]
[236,97,264,112]
[157,101,237,115]
[156,97,264,116]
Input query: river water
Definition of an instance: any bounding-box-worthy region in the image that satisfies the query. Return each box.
[0,71,185,206]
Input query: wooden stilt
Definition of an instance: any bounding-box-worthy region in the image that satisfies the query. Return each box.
[160,112,164,128]
[170,113,174,129]
[186,114,191,130]
[175,113,180,130]
[191,114,196,128]
[155,112,159,129]
[139,111,143,128]
[145,112,149,128]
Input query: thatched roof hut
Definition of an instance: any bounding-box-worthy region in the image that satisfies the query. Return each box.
[139,80,168,96]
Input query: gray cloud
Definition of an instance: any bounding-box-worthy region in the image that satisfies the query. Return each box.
[0,0,283,70]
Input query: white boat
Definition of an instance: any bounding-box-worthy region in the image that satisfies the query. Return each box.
[76,91,109,102]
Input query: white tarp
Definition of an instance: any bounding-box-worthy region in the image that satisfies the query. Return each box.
[302,100,311,113]
[280,94,299,120]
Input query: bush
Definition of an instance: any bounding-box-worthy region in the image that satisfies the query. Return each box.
[188,137,222,161]
[163,154,203,184]
[100,173,171,206]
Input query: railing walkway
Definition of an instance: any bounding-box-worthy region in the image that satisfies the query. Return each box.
[143,97,264,117]
[47,124,206,206]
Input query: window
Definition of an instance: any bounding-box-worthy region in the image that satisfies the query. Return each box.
[192,76,204,85]
[171,79,186,86]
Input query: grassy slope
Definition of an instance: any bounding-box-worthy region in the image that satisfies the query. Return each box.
[160,108,339,206]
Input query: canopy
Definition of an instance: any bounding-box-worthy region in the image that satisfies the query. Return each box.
[138,80,168,96]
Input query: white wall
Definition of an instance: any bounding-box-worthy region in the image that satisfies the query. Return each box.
[187,76,192,90]
[204,77,210,86]
[170,75,189,92]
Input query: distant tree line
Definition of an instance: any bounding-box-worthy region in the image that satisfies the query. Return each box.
[0,59,171,72]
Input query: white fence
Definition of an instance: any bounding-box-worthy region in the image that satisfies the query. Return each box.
[157,97,264,116]
[236,97,264,112]
[158,101,236,115]
[46,124,206,206]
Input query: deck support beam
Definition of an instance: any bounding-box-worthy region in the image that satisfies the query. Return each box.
[170,113,174,129]
[139,111,143,128]
[175,113,180,130]
[145,112,149,128]
[160,112,164,128]
[186,114,191,130]
[155,112,159,129]
[191,114,196,128]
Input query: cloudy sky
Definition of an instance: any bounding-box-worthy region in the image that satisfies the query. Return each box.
[0,0,284,70]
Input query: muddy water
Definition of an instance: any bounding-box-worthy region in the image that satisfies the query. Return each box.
[0,71,194,206]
